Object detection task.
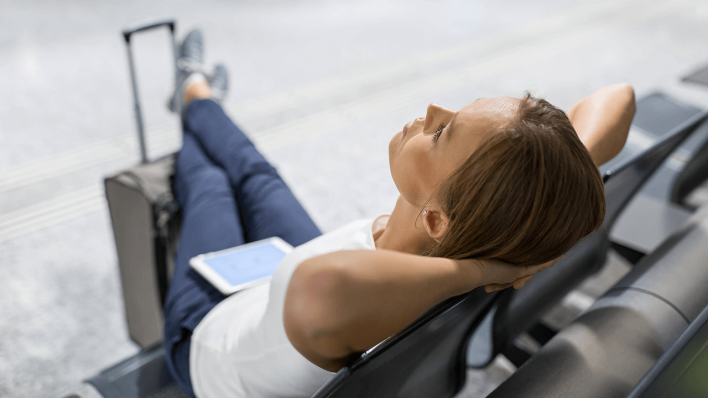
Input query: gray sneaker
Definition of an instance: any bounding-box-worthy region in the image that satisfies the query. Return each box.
[169,29,207,117]
[208,64,229,103]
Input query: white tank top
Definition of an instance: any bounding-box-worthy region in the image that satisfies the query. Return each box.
[190,218,376,398]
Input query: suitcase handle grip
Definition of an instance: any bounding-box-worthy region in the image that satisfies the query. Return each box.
[123,19,175,43]
[123,19,177,164]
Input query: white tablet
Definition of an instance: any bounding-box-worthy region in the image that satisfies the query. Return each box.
[189,237,293,295]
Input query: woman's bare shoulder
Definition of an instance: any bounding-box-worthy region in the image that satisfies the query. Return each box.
[372,214,390,241]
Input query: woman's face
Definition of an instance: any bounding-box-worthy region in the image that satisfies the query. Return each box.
[389,97,520,207]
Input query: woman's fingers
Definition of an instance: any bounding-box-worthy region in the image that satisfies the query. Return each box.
[476,254,564,290]
[478,259,529,286]
[512,274,534,289]
[510,255,564,289]
[520,255,564,278]
[484,283,513,293]
[541,255,564,270]
[485,274,535,293]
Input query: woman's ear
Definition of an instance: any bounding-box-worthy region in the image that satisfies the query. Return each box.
[421,206,449,242]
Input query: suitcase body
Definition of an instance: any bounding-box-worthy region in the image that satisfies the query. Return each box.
[105,20,181,348]
[105,156,180,348]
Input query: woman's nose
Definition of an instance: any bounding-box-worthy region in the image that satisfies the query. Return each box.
[423,103,455,131]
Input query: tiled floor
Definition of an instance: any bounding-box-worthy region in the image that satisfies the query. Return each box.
[2,1,708,397]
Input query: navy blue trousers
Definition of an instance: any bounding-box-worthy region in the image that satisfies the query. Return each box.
[163,99,322,397]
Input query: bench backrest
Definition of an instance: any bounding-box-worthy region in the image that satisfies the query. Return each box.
[312,288,497,398]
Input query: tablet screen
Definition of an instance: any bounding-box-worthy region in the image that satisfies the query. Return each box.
[202,242,288,286]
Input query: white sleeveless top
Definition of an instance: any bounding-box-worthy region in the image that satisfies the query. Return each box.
[190,218,376,398]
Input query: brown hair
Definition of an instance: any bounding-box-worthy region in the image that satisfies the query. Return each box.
[427,93,605,265]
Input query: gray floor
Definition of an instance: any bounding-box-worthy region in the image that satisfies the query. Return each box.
[2,1,708,397]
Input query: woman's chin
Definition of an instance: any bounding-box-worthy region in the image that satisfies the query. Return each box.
[388,132,401,164]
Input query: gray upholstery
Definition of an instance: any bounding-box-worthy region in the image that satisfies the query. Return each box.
[489,204,708,398]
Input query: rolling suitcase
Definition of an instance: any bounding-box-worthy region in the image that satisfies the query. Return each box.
[104,19,181,348]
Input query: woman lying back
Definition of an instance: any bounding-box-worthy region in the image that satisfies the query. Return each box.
[163,27,635,398]
[283,90,631,372]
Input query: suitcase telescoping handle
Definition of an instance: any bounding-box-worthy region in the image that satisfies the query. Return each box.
[122,19,177,164]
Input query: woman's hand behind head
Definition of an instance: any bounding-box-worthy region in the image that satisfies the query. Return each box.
[472,255,563,293]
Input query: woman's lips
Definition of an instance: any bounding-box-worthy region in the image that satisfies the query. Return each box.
[402,121,412,138]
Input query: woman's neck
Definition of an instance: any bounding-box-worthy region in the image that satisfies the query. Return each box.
[375,196,437,255]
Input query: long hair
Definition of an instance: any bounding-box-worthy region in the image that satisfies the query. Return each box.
[427,93,605,265]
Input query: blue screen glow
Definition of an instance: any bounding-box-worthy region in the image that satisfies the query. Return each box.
[203,243,287,286]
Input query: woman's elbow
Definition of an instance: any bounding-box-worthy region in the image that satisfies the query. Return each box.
[283,258,347,347]
[614,82,636,116]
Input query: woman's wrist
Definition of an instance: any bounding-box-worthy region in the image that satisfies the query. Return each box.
[452,258,486,294]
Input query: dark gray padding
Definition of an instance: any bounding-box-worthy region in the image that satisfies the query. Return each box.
[671,126,708,209]
[627,301,708,398]
[86,344,188,398]
[631,93,702,138]
[467,101,708,367]
[488,204,708,398]
[612,204,708,322]
[311,288,498,398]
[632,92,708,210]
[489,292,687,398]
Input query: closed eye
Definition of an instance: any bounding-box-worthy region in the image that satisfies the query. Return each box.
[433,123,446,142]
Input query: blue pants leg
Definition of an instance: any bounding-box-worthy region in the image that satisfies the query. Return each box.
[163,133,244,398]
[183,99,322,246]
[163,99,321,397]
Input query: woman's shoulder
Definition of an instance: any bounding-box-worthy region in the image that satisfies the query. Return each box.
[372,214,390,242]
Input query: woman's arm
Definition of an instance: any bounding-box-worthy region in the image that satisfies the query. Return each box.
[283,250,550,371]
[567,83,636,166]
